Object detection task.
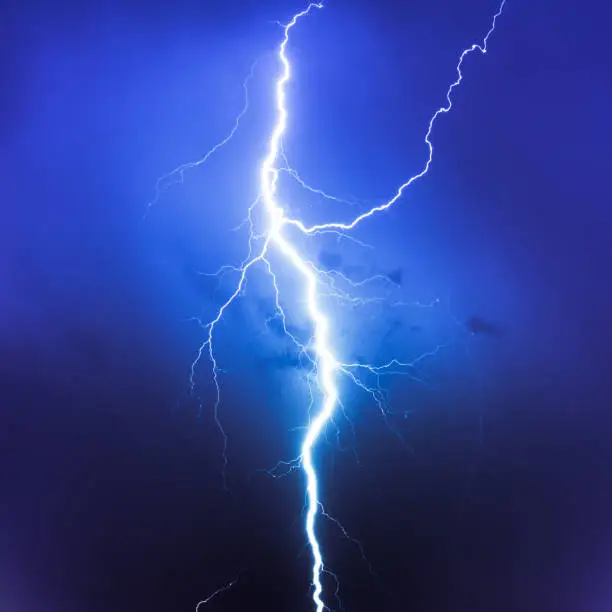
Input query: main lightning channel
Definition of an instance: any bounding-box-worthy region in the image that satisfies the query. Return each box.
[260,5,332,610]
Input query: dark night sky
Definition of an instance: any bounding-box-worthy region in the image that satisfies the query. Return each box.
[1,0,612,611]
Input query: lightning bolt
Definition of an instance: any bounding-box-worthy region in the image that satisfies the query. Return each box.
[153,1,507,609]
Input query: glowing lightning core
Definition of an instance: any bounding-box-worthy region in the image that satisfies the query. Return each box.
[158,1,507,609]
[260,6,334,610]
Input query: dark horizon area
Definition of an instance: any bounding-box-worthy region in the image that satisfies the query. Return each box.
[2,0,611,610]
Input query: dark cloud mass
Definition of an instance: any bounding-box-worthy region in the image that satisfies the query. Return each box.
[465,314,499,335]
[386,268,403,286]
[318,248,343,271]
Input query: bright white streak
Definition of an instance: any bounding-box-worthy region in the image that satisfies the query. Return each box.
[260,5,331,610]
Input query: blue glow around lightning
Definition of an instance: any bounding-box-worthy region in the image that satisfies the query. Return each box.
[154,2,507,609]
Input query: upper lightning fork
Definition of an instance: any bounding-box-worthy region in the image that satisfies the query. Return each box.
[147,59,258,216]
[285,0,507,234]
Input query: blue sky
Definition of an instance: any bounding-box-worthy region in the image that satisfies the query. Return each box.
[1,0,611,610]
